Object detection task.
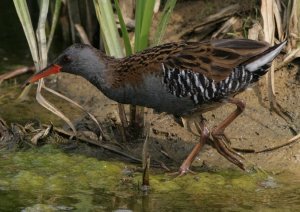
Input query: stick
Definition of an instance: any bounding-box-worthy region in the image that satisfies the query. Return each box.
[44,124,141,162]
[255,133,300,153]
[0,66,35,84]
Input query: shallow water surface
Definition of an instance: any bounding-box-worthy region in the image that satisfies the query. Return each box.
[0,145,299,211]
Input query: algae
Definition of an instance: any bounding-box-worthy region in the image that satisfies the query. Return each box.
[0,145,299,211]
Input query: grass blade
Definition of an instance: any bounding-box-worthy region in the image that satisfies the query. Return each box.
[134,0,145,52]
[139,0,156,50]
[134,0,157,128]
[134,0,158,51]
[13,0,39,100]
[14,0,77,134]
[37,81,76,134]
[114,0,133,55]
[36,0,49,69]
[13,0,39,68]
[43,86,104,138]
[35,0,77,134]
[93,0,123,57]
[153,0,177,45]
[93,0,128,131]
[47,0,62,51]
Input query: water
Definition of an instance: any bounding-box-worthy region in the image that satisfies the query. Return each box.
[0,145,299,211]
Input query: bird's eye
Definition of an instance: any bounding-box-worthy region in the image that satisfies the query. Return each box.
[63,55,72,63]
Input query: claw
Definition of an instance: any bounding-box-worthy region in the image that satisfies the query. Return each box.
[168,168,196,177]
[213,133,244,160]
[211,135,245,170]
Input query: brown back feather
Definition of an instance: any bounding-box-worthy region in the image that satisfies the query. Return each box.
[110,39,270,87]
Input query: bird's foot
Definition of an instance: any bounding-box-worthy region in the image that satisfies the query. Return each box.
[167,161,197,177]
[211,128,231,145]
[211,133,245,170]
[211,127,244,160]
[168,167,196,177]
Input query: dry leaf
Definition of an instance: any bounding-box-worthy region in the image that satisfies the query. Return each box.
[273,1,283,40]
[248,22,263,41]
[261,0,275,43]
[31,125,53,145]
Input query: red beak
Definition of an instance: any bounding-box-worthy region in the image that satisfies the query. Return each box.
[23,64,62,87]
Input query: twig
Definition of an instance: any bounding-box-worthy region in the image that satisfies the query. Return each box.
[42,85,105,140]
[212,16,238,39]
[261,0,292,123]
[42,124,171,170]
[75,24,91,45]
[178,4,239,39]
[141,156,150,191]
[0,66,35,84]
[141,123,151,190]
[255,133,300,153]
[118,104,129,142]
[142,124,150,169]
[44,124,142,163]
[275,48,300,71]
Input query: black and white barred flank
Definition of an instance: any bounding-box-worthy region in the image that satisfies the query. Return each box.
[162,63,261,104]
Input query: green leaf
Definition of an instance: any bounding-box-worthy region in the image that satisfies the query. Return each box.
[153,0,177,45]
[134,0,145,52]
[13,0,39,68]
[134,0,156,52]
[139,0,156,50]
[114,0,133,56]
[93,0,124,57]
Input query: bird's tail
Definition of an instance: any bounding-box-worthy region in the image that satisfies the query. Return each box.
[244,40,287,75]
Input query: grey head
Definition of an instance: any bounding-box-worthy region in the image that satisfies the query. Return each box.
[52,43,108,77]
[26,43,109,85]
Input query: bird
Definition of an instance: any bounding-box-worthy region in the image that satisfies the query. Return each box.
[25,39,287,175]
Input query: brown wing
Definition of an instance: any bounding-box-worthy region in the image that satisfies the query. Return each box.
[164,39,270,81]
[110,39,270,88]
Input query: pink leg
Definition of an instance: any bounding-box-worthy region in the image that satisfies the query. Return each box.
[178,116,209,175]
[211,98,246,170]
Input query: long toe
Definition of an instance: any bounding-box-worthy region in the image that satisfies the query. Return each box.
[168,168,197,177]
[212,137,245,170]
